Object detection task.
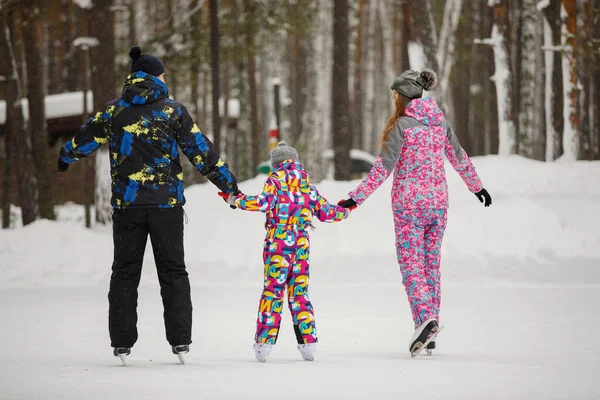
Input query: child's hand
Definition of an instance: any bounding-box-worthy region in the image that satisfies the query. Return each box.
[342,208,351,219]
[338,198,357,210]
[218,191,241,209]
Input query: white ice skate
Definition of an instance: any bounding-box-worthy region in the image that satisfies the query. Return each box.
[253,342,273,363]
[297,343,317,361]
[409,318,443,358]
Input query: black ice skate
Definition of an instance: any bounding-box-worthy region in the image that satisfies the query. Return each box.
[113,347,131,366]
[172,345,190,364]
[409,318,443,358]
[425,340,436,355]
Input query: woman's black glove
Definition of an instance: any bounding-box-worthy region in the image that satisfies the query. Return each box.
[475,188,492,207]
[337,198,357,210]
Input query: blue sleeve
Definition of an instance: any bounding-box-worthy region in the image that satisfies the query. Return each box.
[176,105,239,194]
[59,103,114,163]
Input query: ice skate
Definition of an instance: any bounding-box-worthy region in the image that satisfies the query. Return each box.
[253,342,273,363]
[425,340,436,355]
[297,343,317,361]
[113,347,131,366]
[409,318,443,358]
[172,344,189,364]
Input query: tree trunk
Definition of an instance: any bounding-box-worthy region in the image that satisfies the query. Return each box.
[190,0,202,120]
[562,0,580,160]
[542,0,564,160]
[22,2,55,220]
[468,0,482,156]
[243,0,260,175]
[332,0,351,180]
[89,0,116,225]
[351,0,368,150]
[128,0,137,44]
[517,0,545,160]
[399,2,411,72]
[0,11,13,228]
[592,0,600,159]
[488,1,516,155]
[64,0,78,92]
[209,0,221,153]
[3,6,39,225]
[509,0,523,154]
[415,0,439,72]
[482,4,498,155]
[288,13,308,145]
[577,0,593,160]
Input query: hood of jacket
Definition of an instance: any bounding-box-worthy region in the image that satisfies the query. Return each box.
[121,71,168,105]
[271,159,310,190]
[404,97,443,126]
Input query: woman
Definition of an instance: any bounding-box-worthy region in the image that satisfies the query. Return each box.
[338,69,491,357]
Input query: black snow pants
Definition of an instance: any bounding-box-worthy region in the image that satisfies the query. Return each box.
[108,207,192,348]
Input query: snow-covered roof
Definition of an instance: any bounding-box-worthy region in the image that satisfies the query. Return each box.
[73,0,92,9]
[0,91,94,125]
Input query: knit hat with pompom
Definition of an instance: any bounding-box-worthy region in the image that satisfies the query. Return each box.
[129,46,165,77]
[270,141,299,168]
[390,69,438,99]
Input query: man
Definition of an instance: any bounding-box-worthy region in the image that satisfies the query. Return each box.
[58,46,238,362]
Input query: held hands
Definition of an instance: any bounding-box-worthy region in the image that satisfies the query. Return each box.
[474,188,492,207]
[337,198,358,211]
[218,191,241,209]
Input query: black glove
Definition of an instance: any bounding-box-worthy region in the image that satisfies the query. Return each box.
[475,188,492,207]
[338,198,357,210]
[57,158,70,172]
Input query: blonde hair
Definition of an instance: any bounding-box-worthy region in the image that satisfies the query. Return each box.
[380,93,409,146]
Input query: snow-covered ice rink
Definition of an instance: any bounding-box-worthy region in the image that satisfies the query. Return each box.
[1,156,599,399]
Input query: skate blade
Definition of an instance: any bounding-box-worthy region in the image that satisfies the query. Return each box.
[119,354,127,366]
[411,325,444,358]
[177,353,186,365]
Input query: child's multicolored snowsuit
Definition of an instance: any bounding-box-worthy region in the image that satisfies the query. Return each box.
[348,98,482,328]
[234,160,348,344]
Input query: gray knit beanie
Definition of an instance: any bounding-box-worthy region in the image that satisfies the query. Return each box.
[390,69,438,99]
[270,141,299,168]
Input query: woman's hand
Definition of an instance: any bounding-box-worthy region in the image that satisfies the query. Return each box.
[474,188,492,207]
[338,198,358,210]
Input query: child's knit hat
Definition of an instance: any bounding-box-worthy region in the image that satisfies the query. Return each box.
[270,141,299,168]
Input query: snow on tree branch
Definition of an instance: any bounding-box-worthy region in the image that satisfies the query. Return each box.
[536,0,550,11]
[73,37,100,49]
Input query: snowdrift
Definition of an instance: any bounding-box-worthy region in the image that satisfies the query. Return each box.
[1,156,599,289]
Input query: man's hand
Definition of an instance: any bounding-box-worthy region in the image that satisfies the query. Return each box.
[218,191,240,209]
[57,158,70,172]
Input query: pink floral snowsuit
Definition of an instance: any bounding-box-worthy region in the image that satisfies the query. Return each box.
[349,98,482,327]
[235,160,348,344]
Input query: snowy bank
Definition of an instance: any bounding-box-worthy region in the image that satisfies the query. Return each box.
[1,156,599,289]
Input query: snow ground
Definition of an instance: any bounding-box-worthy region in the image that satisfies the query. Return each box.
[1,156,599,399]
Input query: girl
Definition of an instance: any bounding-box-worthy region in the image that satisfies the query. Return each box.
[338,69,492,357]
[219,141,350,362]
